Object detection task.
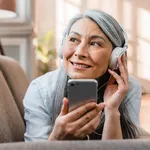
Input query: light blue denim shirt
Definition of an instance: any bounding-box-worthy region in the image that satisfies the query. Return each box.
[23,68,142,141]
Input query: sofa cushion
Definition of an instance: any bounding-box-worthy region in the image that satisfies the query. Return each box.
[0,55,29,119]
[0,71,25,142]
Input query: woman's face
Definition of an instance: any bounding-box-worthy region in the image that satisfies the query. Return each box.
[62,18,113,79]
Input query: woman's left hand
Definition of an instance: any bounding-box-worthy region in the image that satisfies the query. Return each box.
[104,53,129,112]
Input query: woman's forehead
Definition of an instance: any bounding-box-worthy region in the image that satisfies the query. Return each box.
[69,18,111,42]
[70,18,103,34]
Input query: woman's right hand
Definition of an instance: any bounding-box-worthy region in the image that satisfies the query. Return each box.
[48,98,105,140]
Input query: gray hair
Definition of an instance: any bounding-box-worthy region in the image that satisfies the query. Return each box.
[62,9,125,48]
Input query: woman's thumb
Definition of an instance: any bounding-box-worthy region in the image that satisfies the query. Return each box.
[60,97,69,115]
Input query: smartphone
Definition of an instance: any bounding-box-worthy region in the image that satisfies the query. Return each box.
[68,79,98,111]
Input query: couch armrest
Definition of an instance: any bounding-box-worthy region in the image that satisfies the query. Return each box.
[0,140,150,150]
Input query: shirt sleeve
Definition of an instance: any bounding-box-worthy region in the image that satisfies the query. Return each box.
[23,80,53,142]
[124,75,142,127]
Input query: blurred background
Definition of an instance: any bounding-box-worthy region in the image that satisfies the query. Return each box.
[0,0,150,132]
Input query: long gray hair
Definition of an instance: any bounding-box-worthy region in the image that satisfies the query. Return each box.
[53,9,140,139]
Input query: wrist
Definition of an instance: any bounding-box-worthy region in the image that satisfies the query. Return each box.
[104,108,120,118]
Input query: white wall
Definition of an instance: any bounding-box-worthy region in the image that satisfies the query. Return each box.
[34,0,56,37]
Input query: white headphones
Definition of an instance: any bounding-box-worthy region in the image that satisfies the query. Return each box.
[108,25,128,70]
[58,25,128,71]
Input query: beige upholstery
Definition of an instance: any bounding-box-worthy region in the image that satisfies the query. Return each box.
[0,71,25,142]
[0,140,150,150]
[0,55,29,119]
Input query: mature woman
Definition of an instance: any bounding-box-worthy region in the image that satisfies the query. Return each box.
[24,10,142,141]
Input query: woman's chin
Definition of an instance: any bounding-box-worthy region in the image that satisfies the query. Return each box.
[68,72,94,79]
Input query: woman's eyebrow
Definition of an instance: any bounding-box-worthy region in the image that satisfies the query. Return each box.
[69,31,81,36]
[89,35,106,43]
[69,31,106,43]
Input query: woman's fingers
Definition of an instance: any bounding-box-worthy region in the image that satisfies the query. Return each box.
[66,102,97,121]
[118,55,128,78]
[98,103,106,111]
[60,97,69,116]
[108,69,124,88]
[118,54,129,90]
[75,111,102,138]
[56,102,104,140]
[122,53,128,72]
[71,103,105,129]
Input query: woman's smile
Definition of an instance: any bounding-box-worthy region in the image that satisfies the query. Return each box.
[70,60,92,70]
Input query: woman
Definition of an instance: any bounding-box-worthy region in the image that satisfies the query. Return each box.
[24,10,142,141]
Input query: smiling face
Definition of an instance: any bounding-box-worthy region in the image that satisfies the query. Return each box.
[62,18,113,79]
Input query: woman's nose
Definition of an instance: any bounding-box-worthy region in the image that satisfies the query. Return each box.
[74,44,89,58]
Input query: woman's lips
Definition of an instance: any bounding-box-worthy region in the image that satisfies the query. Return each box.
[70,61,92,70]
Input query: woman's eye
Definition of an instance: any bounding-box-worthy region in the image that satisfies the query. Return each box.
[90,42,101,46]
[69,37,78,42]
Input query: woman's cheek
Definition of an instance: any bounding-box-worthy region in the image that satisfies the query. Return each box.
[92,54,109,69]
[62,47,75,59]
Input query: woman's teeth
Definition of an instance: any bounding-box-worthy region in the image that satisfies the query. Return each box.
[73,63,90,68]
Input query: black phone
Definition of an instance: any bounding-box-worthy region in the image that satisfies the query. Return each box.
[68,79,98,111]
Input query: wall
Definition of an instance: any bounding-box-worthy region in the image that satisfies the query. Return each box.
[34,0,56,37]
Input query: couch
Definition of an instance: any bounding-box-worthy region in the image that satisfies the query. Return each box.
[0,140,150,150]
[0,55,150,149]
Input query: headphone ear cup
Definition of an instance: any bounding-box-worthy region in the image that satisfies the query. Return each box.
[109,47,126,70]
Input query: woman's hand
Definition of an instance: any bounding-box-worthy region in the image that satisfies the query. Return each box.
[48,98,105,140]
[104,53,129,112]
